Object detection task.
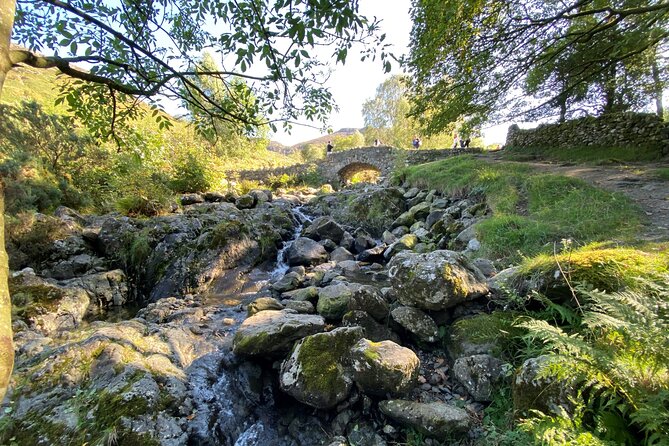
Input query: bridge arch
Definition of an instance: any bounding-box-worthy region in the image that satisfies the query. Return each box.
[337,162,382,184]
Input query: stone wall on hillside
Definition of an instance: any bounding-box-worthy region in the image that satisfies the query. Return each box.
[505,113,669,155]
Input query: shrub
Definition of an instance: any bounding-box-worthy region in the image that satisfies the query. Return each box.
[169,153,211,193]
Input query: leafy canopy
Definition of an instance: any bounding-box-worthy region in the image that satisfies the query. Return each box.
[9,0,391,137]
[406,0,669,132]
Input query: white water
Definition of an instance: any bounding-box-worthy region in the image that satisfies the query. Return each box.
[270,205,313,280]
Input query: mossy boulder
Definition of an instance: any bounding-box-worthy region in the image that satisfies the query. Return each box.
[379,400,472,441]
[514,246,669,300]
[316,282,358,320]
[235,194,256,209]
[350,339,419,397]
[279,327,363,409]
[272,271,303,293]
[282,286,319,302]
[388,250,489,311]
[233,310,326,358]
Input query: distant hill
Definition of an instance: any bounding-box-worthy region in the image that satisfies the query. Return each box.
[290,128,363,151]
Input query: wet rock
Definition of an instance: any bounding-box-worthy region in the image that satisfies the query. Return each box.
[247,297,284,316]
[280,327,363,409]
[303,216,346,244]
[453,354,506,402]
[285,237,329,267]
[391,306,439,344]
[233,310,326,358]
[350,339,419,397]
[342,311,400,343]
[379,400,472,440]
[388,250,489,311]
[181,193,205,205]
[331,247,355,263]
[235,194,256,209]
[272,271,303,293]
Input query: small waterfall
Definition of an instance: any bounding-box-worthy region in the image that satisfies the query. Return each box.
[270,205,313,280]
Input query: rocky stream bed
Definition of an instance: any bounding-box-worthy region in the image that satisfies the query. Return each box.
[0,185,560,445]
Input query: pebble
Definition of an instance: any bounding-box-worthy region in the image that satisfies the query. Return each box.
[222,318,235,325]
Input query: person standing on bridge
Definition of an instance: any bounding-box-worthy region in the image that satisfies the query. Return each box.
[326,140,334,156]
[412,136,421,149]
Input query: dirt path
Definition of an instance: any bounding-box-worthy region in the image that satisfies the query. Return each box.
[476,152,669,243]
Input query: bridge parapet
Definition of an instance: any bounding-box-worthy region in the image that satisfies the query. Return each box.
[231,147,484,185]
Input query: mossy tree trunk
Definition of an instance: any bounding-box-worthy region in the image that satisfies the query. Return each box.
[0,0,17,402]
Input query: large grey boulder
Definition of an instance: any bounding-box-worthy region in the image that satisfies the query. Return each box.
[350,339,419,397]
[388,250,489,311]
[247,297,284,316]
[285,237,329,267]
[330,247,355,263]
[279,327,363,409]
[232,310,326,357]
[303,217,346,244]
[347,285,389,321]
[235,194,255,209]
[272,271,302,293]
[379,400,472,440]
[391,306,439,344]
[452,354,506,402]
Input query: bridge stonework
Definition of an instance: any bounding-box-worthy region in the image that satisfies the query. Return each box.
[233,146,483,185]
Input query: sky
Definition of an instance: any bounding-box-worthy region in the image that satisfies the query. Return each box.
[270,0,510,147]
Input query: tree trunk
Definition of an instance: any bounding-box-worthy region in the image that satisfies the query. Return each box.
[0,0,17,403]
[651,55,664,119]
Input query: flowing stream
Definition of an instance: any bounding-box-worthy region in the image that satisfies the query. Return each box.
[270,205,313,280]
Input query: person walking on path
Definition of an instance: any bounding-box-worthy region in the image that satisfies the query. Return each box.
[326,140,334,155]
[452,133,460,149]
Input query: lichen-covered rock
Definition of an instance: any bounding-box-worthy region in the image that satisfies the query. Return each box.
[233,310,326,357]
[391,306,439,344]
[408,201,431,220]
[472,258,497,278]
[62,269,128,309]
[249,189,272,204]
[350,339,419,397]
[383,234,418,260]
[391,211,415,229]
[447,313,515,359]
[279,327,363,409]
[247,296,284,316]
[317,282,358,320]
[379,400,472,440]
[282,300,315,314]
[388,250,489,310]
[453,354,506,402]
[303,216,346,244]
[347,285,389,321]
[513,355,575,417]
[342,310,400,343]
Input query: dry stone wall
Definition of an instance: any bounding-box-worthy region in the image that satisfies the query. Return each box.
[506,113,669,155]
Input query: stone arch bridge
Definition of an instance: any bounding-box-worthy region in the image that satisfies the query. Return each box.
[233,146,482,185]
